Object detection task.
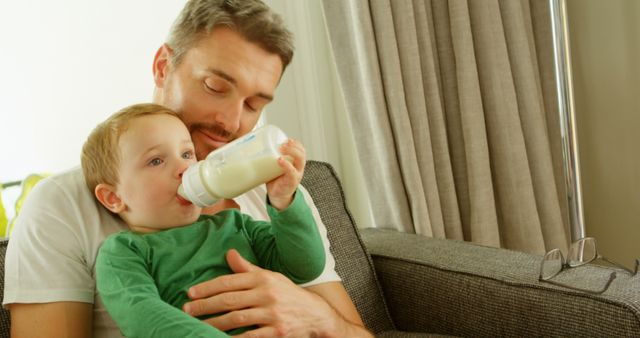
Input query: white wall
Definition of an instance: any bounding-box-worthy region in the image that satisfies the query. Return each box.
[0,1,183,219]
[567,0,640,269]
[0,1,184,181]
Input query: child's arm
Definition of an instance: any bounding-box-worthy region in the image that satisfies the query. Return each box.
[96,234,230,338]
[243,138,325,283]
[242,190,326,284]
[265,138,305,210]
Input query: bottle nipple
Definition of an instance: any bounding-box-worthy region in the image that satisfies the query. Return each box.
[177,185,187,200]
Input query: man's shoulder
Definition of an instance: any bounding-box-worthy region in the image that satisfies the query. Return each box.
[48,166,85,187]
[34,166,86,197]
[16,165,120,237]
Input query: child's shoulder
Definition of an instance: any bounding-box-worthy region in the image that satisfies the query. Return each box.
[198,209,254,230]
[199,208,245,220]
[100,230,146,252]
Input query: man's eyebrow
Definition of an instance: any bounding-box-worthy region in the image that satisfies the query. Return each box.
[207,68,236,85]
[206,68,273,101]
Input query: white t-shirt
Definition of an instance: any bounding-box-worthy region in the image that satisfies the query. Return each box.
[3,167,340,337]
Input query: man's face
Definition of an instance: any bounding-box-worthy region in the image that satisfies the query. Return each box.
[154,27,284,160]
[115,114,201,232]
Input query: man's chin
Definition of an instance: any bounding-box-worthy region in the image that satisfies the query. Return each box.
[192,140,216,160]
[195,148,213,161]
[192,133,226,159]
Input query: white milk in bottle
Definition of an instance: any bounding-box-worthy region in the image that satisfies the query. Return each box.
[178,125,292,207]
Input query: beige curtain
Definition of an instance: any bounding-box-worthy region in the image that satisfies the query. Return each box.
[321,0,569,254]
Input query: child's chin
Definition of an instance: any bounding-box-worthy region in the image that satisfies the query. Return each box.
[187,212,201,223]
[170,213,200,228]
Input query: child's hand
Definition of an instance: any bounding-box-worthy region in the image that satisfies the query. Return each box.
[266,139,306,210]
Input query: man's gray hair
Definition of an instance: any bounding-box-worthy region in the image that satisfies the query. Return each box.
[167,0,294,70]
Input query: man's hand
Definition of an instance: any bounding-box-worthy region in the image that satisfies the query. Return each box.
[266,139,306,210]
[182,249,372,338]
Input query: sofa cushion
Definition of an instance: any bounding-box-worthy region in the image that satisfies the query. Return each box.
[363,228,640,337]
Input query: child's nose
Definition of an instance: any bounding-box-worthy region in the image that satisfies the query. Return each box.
[177,161,191,179]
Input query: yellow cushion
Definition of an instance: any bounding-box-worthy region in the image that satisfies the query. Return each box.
[0,185,7,237]
[6,174,49,236]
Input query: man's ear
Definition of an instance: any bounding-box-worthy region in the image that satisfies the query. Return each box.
[95,183,125,214]
[153,43,173,88]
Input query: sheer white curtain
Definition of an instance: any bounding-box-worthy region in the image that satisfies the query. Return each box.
[265,0,375,229]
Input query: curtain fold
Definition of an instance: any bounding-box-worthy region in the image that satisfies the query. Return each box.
[322,0,569,254]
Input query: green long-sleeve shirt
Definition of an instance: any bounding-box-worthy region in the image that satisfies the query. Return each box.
[96,190,325,338]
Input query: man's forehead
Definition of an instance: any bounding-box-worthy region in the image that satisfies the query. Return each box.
[186,28,283,75]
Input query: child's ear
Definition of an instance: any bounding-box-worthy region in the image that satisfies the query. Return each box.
[95,183,125,213]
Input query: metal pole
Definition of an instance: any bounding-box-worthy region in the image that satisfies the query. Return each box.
[549,0,585,243]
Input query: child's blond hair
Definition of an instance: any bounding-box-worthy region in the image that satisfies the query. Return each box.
[81,103,179,193]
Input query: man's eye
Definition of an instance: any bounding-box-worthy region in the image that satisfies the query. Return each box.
[149,158,163,166]
[182,151,194,159]
[245,98,267,113]
[205,83,221,93]
[204,79,226,93]
[245,102,256,112]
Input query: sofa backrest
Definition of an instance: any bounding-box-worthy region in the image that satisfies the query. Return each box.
[0,161,394,336]
[301,160,394,333]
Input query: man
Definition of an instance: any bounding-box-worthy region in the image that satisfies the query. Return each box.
[4,1,372,337]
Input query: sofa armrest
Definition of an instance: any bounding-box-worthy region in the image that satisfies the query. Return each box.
[361,228,640,337]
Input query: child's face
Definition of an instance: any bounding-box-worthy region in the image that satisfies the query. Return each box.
[115,114,201,232]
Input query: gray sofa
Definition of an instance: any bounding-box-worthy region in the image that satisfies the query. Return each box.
[1,160,639,337]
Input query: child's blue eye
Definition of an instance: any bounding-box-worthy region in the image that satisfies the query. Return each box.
[149,158,163,166]
[182,151,194,160]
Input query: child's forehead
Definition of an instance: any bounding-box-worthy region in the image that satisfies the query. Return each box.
[120,114,180,136]
[125,113,179,127]
[118,114,188,154]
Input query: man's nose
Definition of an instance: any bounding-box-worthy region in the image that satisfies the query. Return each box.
[215,98,243,133]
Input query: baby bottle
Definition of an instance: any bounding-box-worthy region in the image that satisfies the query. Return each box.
[178,124,292,207]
